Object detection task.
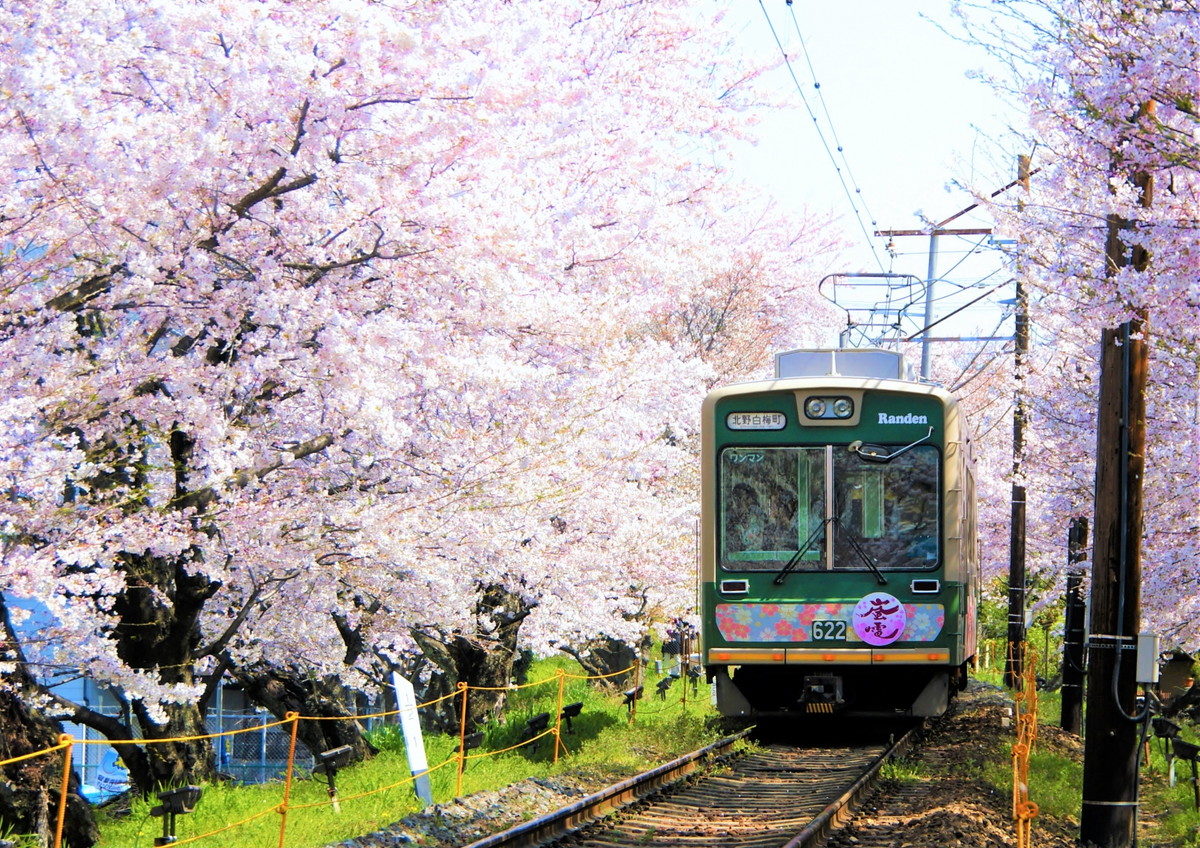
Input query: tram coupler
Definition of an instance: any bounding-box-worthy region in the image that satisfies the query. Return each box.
[800,675,843,714]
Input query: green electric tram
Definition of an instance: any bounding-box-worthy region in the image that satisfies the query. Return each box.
[700,349,979,717]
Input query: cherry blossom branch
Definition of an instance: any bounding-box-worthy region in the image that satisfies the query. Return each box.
[175,432,337,513]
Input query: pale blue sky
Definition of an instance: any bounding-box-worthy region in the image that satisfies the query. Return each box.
[725,1,1025,347]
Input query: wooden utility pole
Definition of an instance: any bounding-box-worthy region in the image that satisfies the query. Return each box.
[1080,103,1154,848]
[1060,518,1088,735]
[1080,320,1148,848]
[1005,155,1032,688]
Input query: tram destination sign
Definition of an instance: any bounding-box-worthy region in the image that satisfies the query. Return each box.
[726,412,786,430]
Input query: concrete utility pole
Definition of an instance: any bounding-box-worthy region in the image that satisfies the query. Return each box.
[879,167,1040,684]
[1080,103,1154,848]
[874,217,992,380]
[876,169,1037,379]
[920,233,940,379]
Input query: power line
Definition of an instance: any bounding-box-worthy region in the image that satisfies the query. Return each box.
[785,2,882,239]
[931,236,1003,293]
[756,0,886,272]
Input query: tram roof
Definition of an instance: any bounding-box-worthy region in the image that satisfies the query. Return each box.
[774,348,915,381]
[706,347,958,410]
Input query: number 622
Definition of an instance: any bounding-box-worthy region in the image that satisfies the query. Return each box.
[811,620,846,640]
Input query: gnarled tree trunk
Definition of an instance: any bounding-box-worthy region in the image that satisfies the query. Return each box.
[411,583,534,733]
[558,634,649,690]
[228,665,375,765]
[1,601,99,848]
[109,549,218,793]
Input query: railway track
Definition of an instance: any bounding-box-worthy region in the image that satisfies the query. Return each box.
[463,724,920,848]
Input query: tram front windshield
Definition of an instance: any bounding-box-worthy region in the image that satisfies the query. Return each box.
[719,445,939,572]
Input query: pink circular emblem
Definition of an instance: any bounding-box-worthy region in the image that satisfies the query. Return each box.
[852,592,906,646]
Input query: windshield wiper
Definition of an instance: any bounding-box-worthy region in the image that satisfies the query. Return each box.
[833,518,888,585]
[772,517,832,585]
[848,426,934,463]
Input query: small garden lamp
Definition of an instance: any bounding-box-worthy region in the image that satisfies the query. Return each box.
[315,745,354,814]
[150,785,202,846]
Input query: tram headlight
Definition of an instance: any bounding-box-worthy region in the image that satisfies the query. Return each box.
[804,396,854,420]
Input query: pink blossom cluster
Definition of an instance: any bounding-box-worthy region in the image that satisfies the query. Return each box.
[0,0,838,718]
[965,0,1200,649]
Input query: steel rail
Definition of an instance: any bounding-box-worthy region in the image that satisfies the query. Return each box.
[782,725,921,847]
[460,728,753,848]
[462,724,920,848]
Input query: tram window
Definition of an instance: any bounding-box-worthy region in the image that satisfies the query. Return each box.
[833,445,939,568]
[718,444,939,571]
[719,448,824,570]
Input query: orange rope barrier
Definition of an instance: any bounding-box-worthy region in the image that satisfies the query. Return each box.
[300,686,462,721]
[285,754,460,813]
[71,717,296,744]
[468,672,565,692]
[463,728,555,761]
[626,696,688,717]
[166,808,278,847]
[18,658,699,848]
[0,743,69,769]
[562,664,636,681]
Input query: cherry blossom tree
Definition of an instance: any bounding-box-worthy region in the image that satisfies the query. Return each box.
[0,0,838,808]
[963,0,1200,648]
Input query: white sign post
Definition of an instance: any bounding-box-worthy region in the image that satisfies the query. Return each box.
[391,673,433,806]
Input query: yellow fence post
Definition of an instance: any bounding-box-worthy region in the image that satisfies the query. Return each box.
[553,669,566,764]
[1011,648,1039,848]
[629,661,642,724]
[53,734,73,848]
[681,630,692,709]
[276,711,300,848]
[456,682,469,797]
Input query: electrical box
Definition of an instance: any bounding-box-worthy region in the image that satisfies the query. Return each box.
[1136,632,1161,685]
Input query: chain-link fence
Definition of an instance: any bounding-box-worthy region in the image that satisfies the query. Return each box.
[210,711,315,785]
[69,709,315,802]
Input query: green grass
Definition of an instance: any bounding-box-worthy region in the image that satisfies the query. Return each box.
[86,654,1200,848]
[1139,727,1200,848]
[972,664,1200,847]
[880,755,925,785]
[93,658,725,848]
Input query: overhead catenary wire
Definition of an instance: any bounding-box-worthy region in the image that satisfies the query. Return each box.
[757,0,886,272]
[754,2,1022,361]
[933,234,1001,285]
[948,317,1018,393]
[785,2,884,239]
